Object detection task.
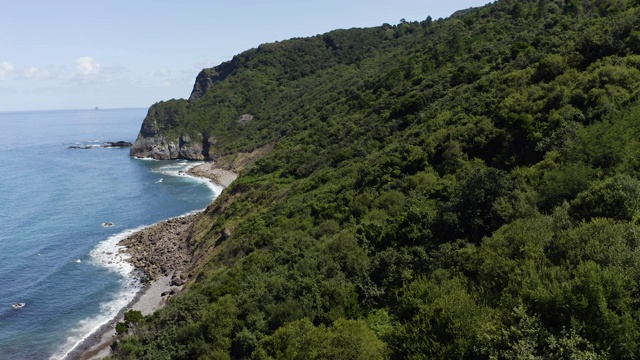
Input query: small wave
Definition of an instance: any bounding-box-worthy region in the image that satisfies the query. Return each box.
[153,162,221,195]
[51,228,146,359]
[154,161,204,176]
[88,227,142,278]
[50,277,140,360]
[156,178,163,183]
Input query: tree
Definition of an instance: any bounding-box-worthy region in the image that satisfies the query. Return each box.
[569,174,640,221]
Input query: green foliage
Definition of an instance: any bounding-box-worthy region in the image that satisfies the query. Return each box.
[112,1,640,359]
[569,174,640,221]
[252,318,387,360]
[115,322,128,335]
[124,310,143,324]
[392,275,495,358]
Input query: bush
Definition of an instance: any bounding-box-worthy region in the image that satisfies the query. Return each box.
[569,174,640,221]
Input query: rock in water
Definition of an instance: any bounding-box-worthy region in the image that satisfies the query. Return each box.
[102,141,133,148]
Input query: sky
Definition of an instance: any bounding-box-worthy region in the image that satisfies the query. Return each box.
[0,0,490,112]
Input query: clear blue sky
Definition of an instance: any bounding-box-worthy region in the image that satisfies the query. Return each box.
[0,0,489,112]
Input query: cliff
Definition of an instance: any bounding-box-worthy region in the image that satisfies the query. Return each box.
[129,26,392,161]
[129,101,215,160]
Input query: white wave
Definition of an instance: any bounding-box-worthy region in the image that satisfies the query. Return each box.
[156,178,163,183]
[51,228,145,360]
[196,175,223,199]
[50,160,223,359]
[88,227,141,277]
[157,161,223,199]
[50,277,140,360]
[154,160,203,176]
[132,156,159,161]
[151,161,222,198]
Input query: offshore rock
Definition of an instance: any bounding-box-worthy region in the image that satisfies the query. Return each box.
[102,141,133,148]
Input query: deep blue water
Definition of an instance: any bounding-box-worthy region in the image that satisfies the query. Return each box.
[0,109,217,359]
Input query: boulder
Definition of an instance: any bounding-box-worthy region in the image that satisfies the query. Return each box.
[171,271,187,286]
[220,228,231,241]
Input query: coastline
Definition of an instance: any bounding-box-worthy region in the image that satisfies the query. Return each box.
[64,161,238,360]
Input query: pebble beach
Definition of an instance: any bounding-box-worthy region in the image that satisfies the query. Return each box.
[65,162,238,359]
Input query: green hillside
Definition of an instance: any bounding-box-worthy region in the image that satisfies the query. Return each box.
[113,0,640,358]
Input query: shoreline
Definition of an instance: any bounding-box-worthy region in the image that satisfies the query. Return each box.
[64,161,237,360]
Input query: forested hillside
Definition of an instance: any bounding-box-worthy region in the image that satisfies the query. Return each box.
[113,0,640,358]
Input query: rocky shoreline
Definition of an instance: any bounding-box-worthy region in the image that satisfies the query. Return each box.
[119,213,197,284]
[119,160,237,286]
[66,161,238,360]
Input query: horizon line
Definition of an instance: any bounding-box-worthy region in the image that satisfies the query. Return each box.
[0,106,150,114]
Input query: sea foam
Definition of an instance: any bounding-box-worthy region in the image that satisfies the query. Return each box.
[50,159,219,359]
[154,161,222,201]
[50,228,144,360]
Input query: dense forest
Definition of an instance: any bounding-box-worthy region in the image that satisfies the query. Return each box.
[111,0,640,358]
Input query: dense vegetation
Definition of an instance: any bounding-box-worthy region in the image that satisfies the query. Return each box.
[112,0,640,358]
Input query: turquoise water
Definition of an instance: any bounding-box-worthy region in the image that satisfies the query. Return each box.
[0,109,217,359]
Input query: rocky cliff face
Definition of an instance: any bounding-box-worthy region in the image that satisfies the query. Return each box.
[130,132,215,160]
[129,103,215,160]
[131,52,250,160]
[189,57,239,101]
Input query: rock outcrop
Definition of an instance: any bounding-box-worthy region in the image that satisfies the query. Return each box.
[189,58,239,101]
[102,141,133,148]
[129,103,215,160]
[130,133,215,160]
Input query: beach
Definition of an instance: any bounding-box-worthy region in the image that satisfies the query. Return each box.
[65,162,238,360]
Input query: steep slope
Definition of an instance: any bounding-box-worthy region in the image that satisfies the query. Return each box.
[116,0,640,358]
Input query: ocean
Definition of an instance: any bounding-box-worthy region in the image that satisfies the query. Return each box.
[0,108,217,359]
